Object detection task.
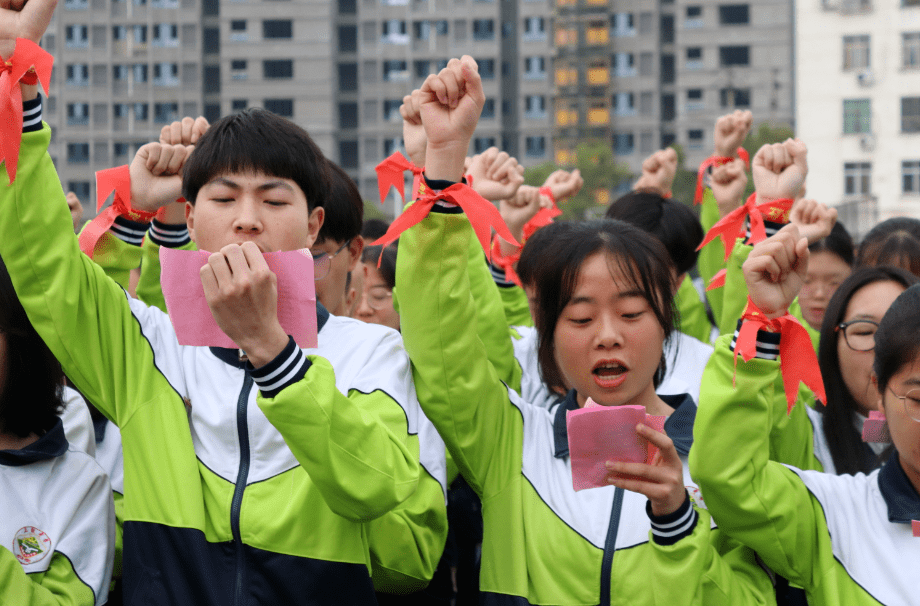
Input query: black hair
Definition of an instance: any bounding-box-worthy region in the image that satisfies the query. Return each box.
[817,266,918,474]
[809,221,854,266]
[182,108,330,211]
[361,218,391,241]
[362,242,398,290]
[856,217,920,277]
[529,220,676,395]
[874,283,920,397]
[517,220,577,289]
[0,256,65,438]
[316,161,364,245]
[604,192,703,276]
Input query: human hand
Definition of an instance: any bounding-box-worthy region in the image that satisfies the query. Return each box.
[752,139,808,203]
[420,56,485,181]
[713,110,753,158]
[130,142,195,213]
[790,198,837,246]
[605,424,687,517]
[710,158,748,217]
[543,169,583,202]
[743,224,809,319]
[159,116,210,146]
[0,0,57,58]
[65,191,84,232]
[633,148,677,195]
[200,242,289,367]
[467,147,524,202]
[499,185,544,243]
[401,89,426,167]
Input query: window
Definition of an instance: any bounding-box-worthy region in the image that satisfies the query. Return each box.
[523,17,545,40]
[153,24,179,47]
[263,59,293,79]
[113,25,126,41]
[230,20,247,41]
[114,142,131,158]
[473,19,494,40]
[611,13,635,37]
[686,47,703,69]
[614,133,634,155]
[383,99,401,121]
[613,52,636,76]
[113,103,129,119]
[382,60,408,81]
[524,56,545,79]
[719,46,750,66]
[687,129,705,150]
[231,99,248,112]
[414,21,430,41]
[134,103,149,121]
[525,95,546,118]
[231,59,247,79]
[153,62,179,85]
[67,143,90,164]
[204,28,220,53]
[843,99,871,134]
[685,5,703,27]
[64,0,88,9]
[264,98,294,117]
[152,103,178,124]
[339,102,358,129]
[613,92,635,116]
[525,136,546,157]
[67,103,89,125]
[133,25,148,44]
[903,97,920,132]
[382,19,408,43]
[719,4,749,25]
[843,35,870,71]
[339,63,357,90]
[687,89,704,111]
[903,161,920,194]
[414,60,430,79]
[263,20,292,39]
[338,25,356,52]
[640,92,653,115]
[66,64,89,85]
[339,141,358,169]
[474,137,496,154]
[477,59,495,79]
[720,87,751,108]
[435,20,448,36]
[904,33,920,69]
[68,182,90,203]
[384,137,403,157]
[66,25,89,48]
[151,0,180,7]
[843,162,871,196]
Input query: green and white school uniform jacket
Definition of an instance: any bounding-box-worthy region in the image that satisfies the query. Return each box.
[691,332,920,605]
[398,204,775,605]
[0,111,422,605]
[0,418,115,605]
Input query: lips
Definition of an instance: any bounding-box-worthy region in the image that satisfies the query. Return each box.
[592,360,628,389]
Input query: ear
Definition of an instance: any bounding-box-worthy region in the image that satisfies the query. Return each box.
[672,271,686,297]
[186,201,196,242]
[871,373,885,413]
[306,207,325,247]
[346,236,365,272]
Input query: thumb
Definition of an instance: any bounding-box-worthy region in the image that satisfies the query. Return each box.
[460,56,485,107]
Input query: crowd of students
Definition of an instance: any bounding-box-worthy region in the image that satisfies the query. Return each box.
[2,2,920,605]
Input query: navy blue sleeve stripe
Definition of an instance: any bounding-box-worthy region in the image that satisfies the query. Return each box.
[110,215,149,246]
[246,336,311,398]
[489,261,516,288]
[148,219,191,248]
[730,319,781,360]
[647,492,698,545]
[23,95,42,132]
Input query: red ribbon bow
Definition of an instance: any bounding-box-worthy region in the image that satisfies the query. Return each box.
[693,147,750,205]
[371,182,520,266]
[375,152,424,206]
[734,298,826,414]
[698,193,794,266]
[78,165,157,258]
[0,38,53,184]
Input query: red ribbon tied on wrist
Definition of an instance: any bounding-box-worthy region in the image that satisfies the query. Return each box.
[78,165,157,258]
[371,182,520,266]
[375,152,424,206]
[698,193,794,266]
[523,189,562,242]
[491,235,522,286]
[693,147,750,205]
[734,298,826,414]
[0,38,53,184]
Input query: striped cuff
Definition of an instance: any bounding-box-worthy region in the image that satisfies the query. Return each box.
[246,336,311,398]
[489,260,515,288]
[23,95,42,133]
[148,219,191,248]
[730,319,781,360]
[110,215,149,246]
[647,492,698,546]
[425,175,465,214]
[742,218,785,244]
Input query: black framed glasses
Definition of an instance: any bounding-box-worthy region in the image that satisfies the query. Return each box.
[887,386,920,422]
[835,319,879,352]
[311,239,352,281]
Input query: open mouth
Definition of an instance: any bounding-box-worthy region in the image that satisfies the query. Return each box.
[592,361,628,388]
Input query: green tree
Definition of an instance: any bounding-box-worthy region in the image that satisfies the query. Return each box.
[524,141,632,220]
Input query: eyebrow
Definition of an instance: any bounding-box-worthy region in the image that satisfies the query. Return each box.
[568,290,646,306]
[208,177,295,193]
[848,314,880,322]
[903,377,920,387]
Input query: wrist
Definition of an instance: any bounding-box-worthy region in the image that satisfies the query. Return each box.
[647,491,697,545]
[20,82,38,102]
[238,324,290,369]
[424,140,469,182]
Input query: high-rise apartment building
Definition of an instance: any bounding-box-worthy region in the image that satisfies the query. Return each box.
[797,0,920,238]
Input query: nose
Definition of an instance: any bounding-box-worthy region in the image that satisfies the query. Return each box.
[233,198,263,234]
[594,314,623,349]
[355,291,374,320]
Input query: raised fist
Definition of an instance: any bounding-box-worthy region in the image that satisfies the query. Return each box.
[543,169,583,202]
[633,148,677,196]
[790,198,837,245]
[160,116,210,146]
[713,110,753,158]
[752,139,808,203]
[400,89,427,167]
[710,158,748,217]
[129,142,195,213]
[467,147,524,202]
[743,224,809,319]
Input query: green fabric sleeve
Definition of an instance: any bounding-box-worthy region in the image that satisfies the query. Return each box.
[674,275,713,343]
[0,550,96,606]
[78,229,143,292]
[690,335,831,589]
[397,211,523,498]
[698,187,727,325]
[112,491,123,582]
[137,231,197,313]
[498,284,532,329]
[255,362,419,522]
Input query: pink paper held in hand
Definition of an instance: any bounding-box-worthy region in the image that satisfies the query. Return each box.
[861,411,892,444]
[567,398,666,492]
[912,520,920,538]
[159,248,318,350]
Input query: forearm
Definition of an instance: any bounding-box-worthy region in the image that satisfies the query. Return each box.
[136,221,195,312]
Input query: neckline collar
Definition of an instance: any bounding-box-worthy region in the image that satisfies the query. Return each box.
[0,418,68,467]
[553,390,697,459]
[210,301,330,368]
[879,450,920,524]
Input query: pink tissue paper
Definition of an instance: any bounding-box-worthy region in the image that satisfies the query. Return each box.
[567,399,666,491]
[913,520,920,538]
[159,247,318,350]
[861,411,891,444]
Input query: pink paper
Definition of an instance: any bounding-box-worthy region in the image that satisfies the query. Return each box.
[159,247,318,349]
[566,402,667,491]
[861,411,891,444]
[912,521,920,538]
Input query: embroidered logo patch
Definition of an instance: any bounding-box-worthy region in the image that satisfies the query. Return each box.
[687,486,708,511]
[12,527,52,565]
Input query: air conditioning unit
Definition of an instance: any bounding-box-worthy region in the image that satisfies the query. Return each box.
[860,134,876,152]
[857,69,874,86]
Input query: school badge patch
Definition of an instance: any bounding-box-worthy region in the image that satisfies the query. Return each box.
[12,527,52,565]
[686,486,708,511]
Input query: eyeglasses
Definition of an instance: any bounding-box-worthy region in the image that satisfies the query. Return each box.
[361,286,393,311]
[835,319,879,352]
[887,386,920,422]
[311,239,352,281]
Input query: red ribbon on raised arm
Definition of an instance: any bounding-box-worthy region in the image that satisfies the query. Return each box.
[78,165,157,258]
[491,235,522,286]
[698,193,794,266]
[706,269,727,291]
[734,298,826,414]
[371,182,520,266]
[375,152,424,206]
[0,38,53,184]
[693,147,750,205]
